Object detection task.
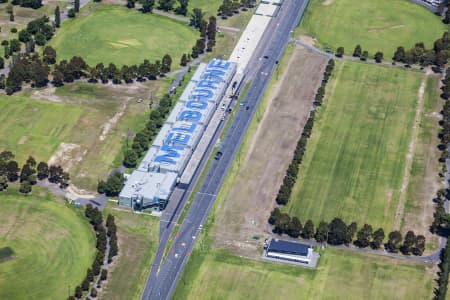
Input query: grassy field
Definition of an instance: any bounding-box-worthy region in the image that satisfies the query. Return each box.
[298,0,446,56]
[0,94,84,164]
[188,0,222,17]
[50,4,198,67]
[287,61,425,231]
[100,205,159,300]
[173,248,434,300]
[0,188,96,299]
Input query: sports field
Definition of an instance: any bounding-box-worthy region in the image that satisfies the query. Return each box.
[0,189,95,299]
[101,205,159,300]
[287,61,425,230]
[0,95,83,164]
[50,4,198,66]
[298,0,446,55]
[173,248,434,300]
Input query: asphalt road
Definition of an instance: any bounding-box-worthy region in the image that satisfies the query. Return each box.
[141,0,311,299]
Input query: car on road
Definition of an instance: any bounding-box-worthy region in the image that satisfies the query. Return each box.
[215,151,223,160]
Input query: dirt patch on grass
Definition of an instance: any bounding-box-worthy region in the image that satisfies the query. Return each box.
[100,102,129,141]
[401,73,443,250]
[394,75,428,230]
[368,24,405,33]
[322,0,334,5]
[30,86,63,103]
[297,34,318,47]
[18,136,28,145]
[212,46,328,258]
[48,142,86,171]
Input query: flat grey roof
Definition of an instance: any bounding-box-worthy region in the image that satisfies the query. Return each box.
[268,239,310,256]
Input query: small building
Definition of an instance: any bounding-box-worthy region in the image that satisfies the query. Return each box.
[266,239,313,264]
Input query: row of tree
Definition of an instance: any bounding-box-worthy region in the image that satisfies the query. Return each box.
[122,93,174,167]
[217,0,255,18]
[3,50,174,94]
[269,209,426,256]
[11,0,42,9]
[350,45,384,63]
[69,205,115,299]
[434,238,450,300]
[275,59,335,205]
[0,150,69,194]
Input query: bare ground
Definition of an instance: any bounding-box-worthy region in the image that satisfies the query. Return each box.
[401,72,444,250]
[212,46,328,258]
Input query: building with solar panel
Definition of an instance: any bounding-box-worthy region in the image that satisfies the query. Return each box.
[265,239,315,264]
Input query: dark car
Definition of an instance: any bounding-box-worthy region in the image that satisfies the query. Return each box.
[215,151,223,160]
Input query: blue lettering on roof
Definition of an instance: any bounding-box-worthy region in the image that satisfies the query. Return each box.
[166,132,191,146]
[172,122,197,133]
[186,100,208,110]
[197,80,219,90]
[192,88,214,100]
[154,144,184,165]
[208,60,231,70]
[178,110,202,122]
[201,69,226,83]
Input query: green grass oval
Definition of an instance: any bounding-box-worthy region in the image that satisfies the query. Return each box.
[298,0,447,56]
[50,4,198,67]
[0,190,96,299]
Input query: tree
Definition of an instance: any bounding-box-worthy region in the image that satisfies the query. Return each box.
[90,288,97,298]
[97,180,107,194]
[371,228,384,249]
[353,45,362,57]
[75,286,82,298]
[175,0,188,15]
[43,46,56,64]
[9,39,20,52]
[180,53,188,66]
[126,0,135,8]
[0,175,8,191]
[161,54,172,74]
[6,160,19,182]
[315,221,328,243]
[86,268,94,282]
[412,235,425,256]
[0,57,3,70]
[54,6,60,27]
[335,47,344,58]
[327,217,351,245]
[141,0,155,13]
[400,230,416,255]
[287,216,302,238]
[385,230,402,253]
[104,173,125,197]
[347,222,357,240]
[361,50,368,61]
[158,0,175,11]
[123,149,138,167]
[18,29,31,43]
[20,163,35,182]
[218,0,233,17]
[268,207,281,225]
[19,180,32,194]
[392,46,405,62]
[81,277,90,291]
[68,8,75,18]
[374,51,383,63]
[74,0,80,12]
[355,224,372,248]
[273,213,290,234]
[100,269,108,281]
[190,8,204,28]
[302,219,314,239]
[9,12,14,22]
